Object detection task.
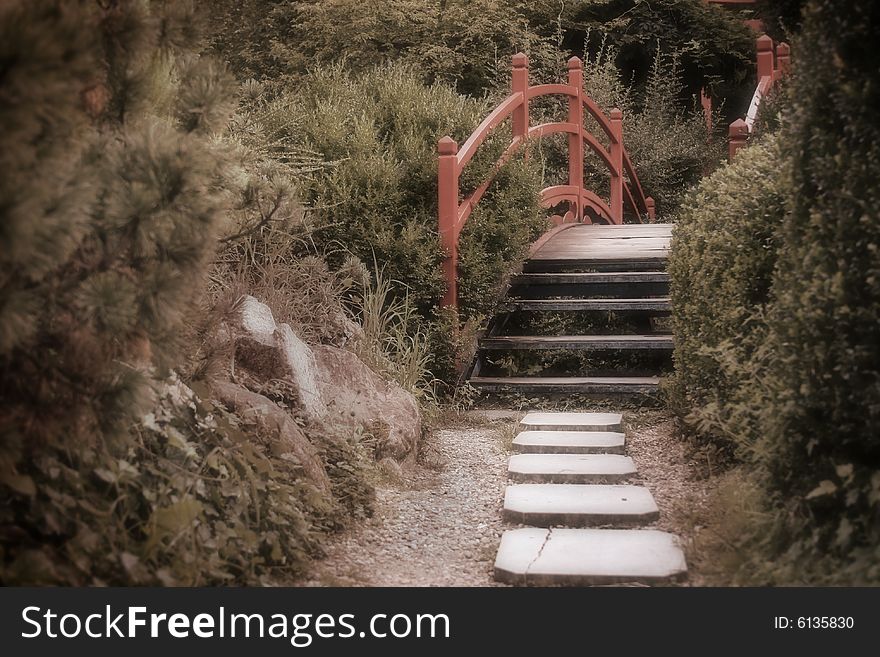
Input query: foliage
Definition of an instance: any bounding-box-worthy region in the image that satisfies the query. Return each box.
[755,0,880,579]
[558,0,755,100]
[350,267,435,402]
[669,1,880,583]
[667,138,787,453]
[2,378,373,585]
[756,0,806,41]
[210,0,563,96]
[239,63,546,322]
[0,0,374,586]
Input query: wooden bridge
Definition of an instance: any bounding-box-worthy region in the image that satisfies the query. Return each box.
[437,38,786,395]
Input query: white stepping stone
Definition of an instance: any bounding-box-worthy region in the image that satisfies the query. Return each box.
[512,430,626,454]
[519,411,622,432]
[503,484,659,527]
[508,454,636,484]
[494,527,687,585]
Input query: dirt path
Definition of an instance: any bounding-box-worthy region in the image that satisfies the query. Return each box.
[303,420,510,586]
[303,408,713,587]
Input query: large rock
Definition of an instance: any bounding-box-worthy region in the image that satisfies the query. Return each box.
[229,295,420,461]
[312,344,420,461]
[234,297,326,418]
[210,380,330,493]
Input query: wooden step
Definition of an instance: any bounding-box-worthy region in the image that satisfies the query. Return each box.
[507,298,671,313]
[478,335,673,351]
[469,376,660,394]
[509,271,669,299]
[523,257,667,273]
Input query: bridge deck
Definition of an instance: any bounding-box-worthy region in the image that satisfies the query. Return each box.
[530,223,672,264]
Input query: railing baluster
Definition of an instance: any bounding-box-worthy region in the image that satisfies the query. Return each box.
[567,57,584,223]
[511,53,529,142]
[757,34,774,80]
[609,108,624,224]
[438,136,460,308]
[436,55,653,307]
[728,119,749,163]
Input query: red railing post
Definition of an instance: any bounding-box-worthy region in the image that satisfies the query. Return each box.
[756,34,774,80]
[775,42,791,80]
[728,119,749,163]
[438,136,460,308]
[567,56,584,223]
[511,53,529,141]
[609,108,624,224]
[646,197,656,223]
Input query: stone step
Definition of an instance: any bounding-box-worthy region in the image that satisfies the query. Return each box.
[494,528,688,586]
[503,484,659,527]
[519,411,623,432]
[508,454,636,484]
[512,430,626,454]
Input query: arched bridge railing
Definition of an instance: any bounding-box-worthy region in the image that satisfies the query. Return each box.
[438,53,655,308]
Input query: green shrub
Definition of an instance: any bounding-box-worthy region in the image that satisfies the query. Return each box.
[754,0,880,576]
[669,1,880,583]
[667,138,787,453]
[0,0,374,585]
[240,63,545,328]
[211,0,562,96]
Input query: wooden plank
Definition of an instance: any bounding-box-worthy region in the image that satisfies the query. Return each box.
[470,376,660,394]
[479,335,673,350]
[508,298,671,312]
[511,272,669,284]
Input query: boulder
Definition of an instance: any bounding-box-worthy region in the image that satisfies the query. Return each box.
[233,297,326,418]
[210,379,330,493]
[312,344,421,461]
[228,295,420,461]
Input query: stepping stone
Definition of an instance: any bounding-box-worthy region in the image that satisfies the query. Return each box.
[508,454,636,484]
[519,411,622,432]
[512,430,626,454]
[494,528,687,586]
[503,484,659,527]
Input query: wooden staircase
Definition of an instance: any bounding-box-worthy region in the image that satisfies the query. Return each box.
[468,223,673,396]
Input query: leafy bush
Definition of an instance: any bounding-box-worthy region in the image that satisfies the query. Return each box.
[0,0,374,585]
[753,0,880,579]
[666,138,787,453]
[558,0,755,100]
[669,1,880,583]
[240,63,546,322]
[211,0,562,96]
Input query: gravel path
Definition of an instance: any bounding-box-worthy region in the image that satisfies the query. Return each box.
[303,408,712,587]
[303,423,509,586]
[623,409,714,585]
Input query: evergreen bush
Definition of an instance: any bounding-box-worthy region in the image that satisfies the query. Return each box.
[666,138,787,453]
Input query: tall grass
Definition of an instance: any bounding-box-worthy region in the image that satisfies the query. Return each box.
[351,266,435,403]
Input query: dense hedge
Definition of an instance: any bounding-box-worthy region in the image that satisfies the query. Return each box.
[667,138,787,454]
[669,0,880,583]
[757,0,880,579]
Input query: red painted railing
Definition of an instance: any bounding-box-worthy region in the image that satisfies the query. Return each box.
[437,53,655,308]
[728,35,790,161]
